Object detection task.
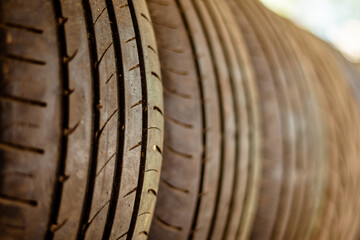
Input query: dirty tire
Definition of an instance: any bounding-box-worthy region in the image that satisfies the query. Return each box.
[148,0,261,240]
[0,0,163,240]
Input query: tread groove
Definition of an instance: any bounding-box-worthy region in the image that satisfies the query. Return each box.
[124,187,137,198]
[86,199,110,230]
[76,0,101,238]
[139,231,148,236]
[106,72,115,84]
[97,109,119,138]
[41,5,70,239]
[147,45,157,54]
[3,53,46,65]
[155,215,183,232]
[158,44,185,53]
[0,140,44,154]
[148,0,169,6]
[161,179,190,194]
[155,145,162,154]
[152,20,178,29]
[165,115,193,128]
[0,193,38,207]
[4,223,25,229]
[0,171,34,178]
[164,2,209,239]
[125,36,136,43]
[63,49,78,63]
[50,218,68,233]
[93,7,107,25]
[151,71,161,81]
[147,126,162,132]
[187,2,228,240]
[0,94,47,107]
[96,42,113,67]
[2,22,44,34]
[153,105,163,115]
[126,1,149,239]
[202,2,241,239]
[101,0,126,239]
[161,65,188,75]
[163,85,192,99]
[128,63,140,71]
[116,232,128,240]
[96,152,117,176]
[140,13,151,23]
[148,189,157,196]
[138,212,151,217]
[1,121,39,130]
[64,121,80,136]
[131,100,142,108]
[120,3,129,9]
[184,1,226,239]
[129,141,142,151]
[165,144,193,159]
[46,3,72,231]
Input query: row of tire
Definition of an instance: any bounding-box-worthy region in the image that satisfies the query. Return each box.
[1,0,359,239]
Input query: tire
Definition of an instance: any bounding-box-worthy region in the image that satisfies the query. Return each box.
[147,1,260,240]
[265,8,322,240]
[0,0,163,239]
[227,1,285,240]
[238,1,299,240]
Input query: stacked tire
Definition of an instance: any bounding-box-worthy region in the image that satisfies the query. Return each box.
[0,0,163,239]
[0,0,359,240]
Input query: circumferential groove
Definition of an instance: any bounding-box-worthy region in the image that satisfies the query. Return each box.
[162,1,209,240]
[45,3,71,240]
[187,2,227,240]
[101,0,126,239]
[126,1,149,239]
[202,2,241,239]
[75,0,101,239]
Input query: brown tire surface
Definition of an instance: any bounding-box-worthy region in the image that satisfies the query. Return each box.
[0,0,163,239]
[228,0,285,239]
[148,1,261,240]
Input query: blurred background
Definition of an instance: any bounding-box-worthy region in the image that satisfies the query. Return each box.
[260,0,360,63]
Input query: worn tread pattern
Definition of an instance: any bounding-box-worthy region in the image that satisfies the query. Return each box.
[0,0,163,239]
[148,1,261,240]
[148,0,221,240]
[228,0,285,239]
